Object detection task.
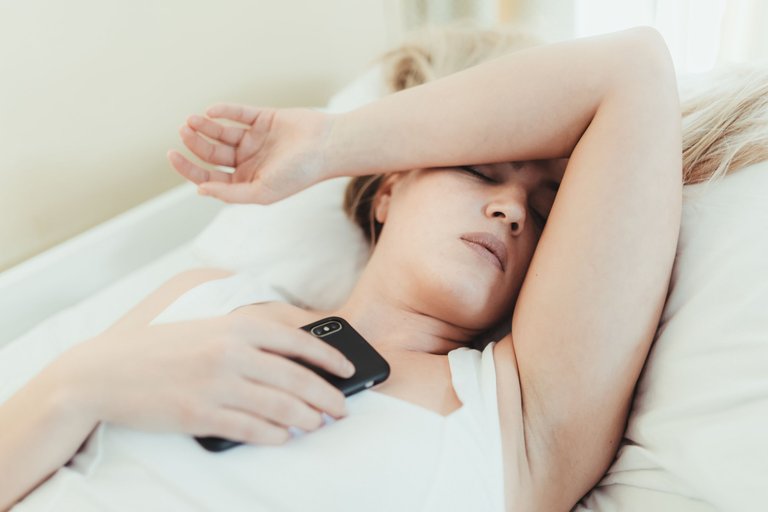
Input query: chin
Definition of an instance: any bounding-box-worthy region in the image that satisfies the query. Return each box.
[407,260,504,315]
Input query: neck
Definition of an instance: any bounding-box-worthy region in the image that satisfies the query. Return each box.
[324,258,486,357]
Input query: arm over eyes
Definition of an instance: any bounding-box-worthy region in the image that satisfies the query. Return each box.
[332,27,682,511]
[506,35,681,509]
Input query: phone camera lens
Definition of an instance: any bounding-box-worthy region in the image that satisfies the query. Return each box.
[311,321,343,337]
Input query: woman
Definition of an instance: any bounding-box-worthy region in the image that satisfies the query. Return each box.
[1,27,681,511]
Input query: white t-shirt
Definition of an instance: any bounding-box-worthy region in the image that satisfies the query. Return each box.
[11,274,506,512]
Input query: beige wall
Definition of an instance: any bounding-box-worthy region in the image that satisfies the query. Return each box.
[0,0,402,272]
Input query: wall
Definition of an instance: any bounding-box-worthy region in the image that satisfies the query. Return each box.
[0,0,402,272]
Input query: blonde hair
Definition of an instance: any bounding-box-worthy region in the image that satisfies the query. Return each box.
[681,68,768,184]
[343,23,768,245]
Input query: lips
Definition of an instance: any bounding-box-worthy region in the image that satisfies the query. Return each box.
[459,232,508,272]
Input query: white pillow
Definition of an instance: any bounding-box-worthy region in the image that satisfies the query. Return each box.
[578,161,768,511]
[191,176,370,311]
[191,66,387,310]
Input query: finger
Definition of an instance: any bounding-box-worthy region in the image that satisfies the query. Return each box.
[166,150,233,185]
[179,124,236,167]
[198,180,274,205]
[221,380,326,431]
[233,318,356,379]
[199,408,291,446]
[238,349,348,419]
[206,103,263,125]
[187,114,246,147]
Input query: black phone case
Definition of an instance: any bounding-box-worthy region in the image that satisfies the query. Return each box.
[196,316,390,452]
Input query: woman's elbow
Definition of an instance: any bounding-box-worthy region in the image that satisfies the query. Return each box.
[616,26,677,86]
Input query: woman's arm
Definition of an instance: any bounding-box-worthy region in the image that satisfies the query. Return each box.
[327,27,680,510]
[169,28,670,203]
[327,29,628,176]
[497,32,680,511]
[326,28,668,174]
[525,34,679,510]
[0,269,354,510]
[328,27,679,510]
[0,269,235,510]
[0,369,100,511]
[330,28,680,509]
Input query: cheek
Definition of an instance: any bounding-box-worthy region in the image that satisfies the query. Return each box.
[382,200,467,281]
[386,181,461,234]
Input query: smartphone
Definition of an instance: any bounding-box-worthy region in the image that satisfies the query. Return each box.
[195,316,390,452]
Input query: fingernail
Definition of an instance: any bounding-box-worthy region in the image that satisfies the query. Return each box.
[197,187,208,196]
[343,361,355,377]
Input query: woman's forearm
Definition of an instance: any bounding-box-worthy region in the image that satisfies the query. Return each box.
[0,363,98,510]
[327,27,666,176]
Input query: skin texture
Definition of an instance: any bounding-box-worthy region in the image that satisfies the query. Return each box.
[229,159,568,424]
[321,160,567,356]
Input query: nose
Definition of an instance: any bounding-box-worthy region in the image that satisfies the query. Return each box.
[485,187,527,235]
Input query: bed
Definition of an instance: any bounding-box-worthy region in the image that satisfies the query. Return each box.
[2,64,767,511]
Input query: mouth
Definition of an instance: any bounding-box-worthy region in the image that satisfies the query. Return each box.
[459,232,508,272]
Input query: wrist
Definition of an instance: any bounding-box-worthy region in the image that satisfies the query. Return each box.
[42,342,104,426]
[321,112,351,179]
[39,368,99,432]
[323,110,387,179]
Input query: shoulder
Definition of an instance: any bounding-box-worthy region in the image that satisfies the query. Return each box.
[159,267,236,292]
[105,267,235,334]
[144,267,237,305]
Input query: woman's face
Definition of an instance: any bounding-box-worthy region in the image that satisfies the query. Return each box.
[371,159,567,331]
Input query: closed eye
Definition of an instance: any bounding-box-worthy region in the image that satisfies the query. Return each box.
[460,166,495,182]
[459,165,549,229]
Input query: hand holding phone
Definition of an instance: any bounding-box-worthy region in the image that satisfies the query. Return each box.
[292,317,390,396]
[196,316,389,452]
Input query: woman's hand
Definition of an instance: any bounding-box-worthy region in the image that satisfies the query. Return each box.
[50,315,355,445]
[167,105,337,204]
